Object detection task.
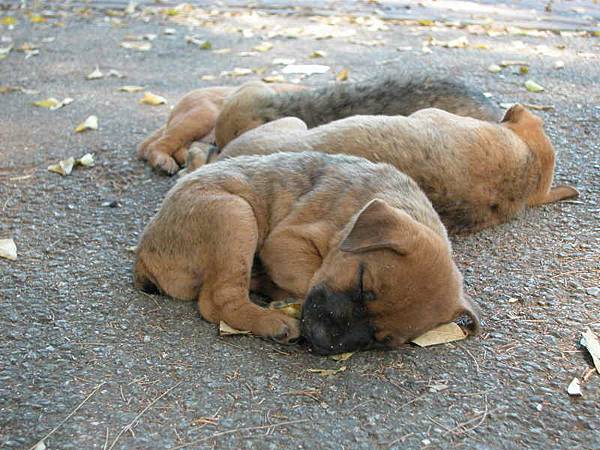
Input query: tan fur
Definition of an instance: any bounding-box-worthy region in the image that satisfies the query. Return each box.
[134,153,480,349]
[203,105,578,233]
[137,83,306,175]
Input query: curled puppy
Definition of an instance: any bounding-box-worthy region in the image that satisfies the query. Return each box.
[204,105,578,233]
[137,83,306,174]
[215,74,502,147]
[134,152,480,354]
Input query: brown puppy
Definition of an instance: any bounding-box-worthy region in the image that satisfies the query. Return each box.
[137,83,306,175]
[134,152,480,354]
[214,75,502,148]
[199,105,578,233]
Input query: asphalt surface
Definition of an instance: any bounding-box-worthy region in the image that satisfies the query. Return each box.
[1,1,599,449]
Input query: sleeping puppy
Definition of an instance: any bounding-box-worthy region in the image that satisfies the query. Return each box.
[197,105,578,233]
[137,82,306,175]
[214,74,502,148]
[134,152,480,355]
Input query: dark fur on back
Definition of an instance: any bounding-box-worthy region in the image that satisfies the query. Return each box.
[266,74,501,126]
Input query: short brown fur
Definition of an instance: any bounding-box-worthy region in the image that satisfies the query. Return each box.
[201,105,578,233]
[134,153,480,353]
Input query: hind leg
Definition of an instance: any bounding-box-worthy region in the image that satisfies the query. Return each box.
[198,195,300,343]
[529,184,579,206]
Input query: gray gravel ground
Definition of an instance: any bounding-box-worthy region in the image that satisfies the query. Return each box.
[1,1,599,449]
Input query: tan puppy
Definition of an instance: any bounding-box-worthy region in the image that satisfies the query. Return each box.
[199,105,578,233]
[214,76,502,148]
[137,83,306,175]
[134,152,480,354]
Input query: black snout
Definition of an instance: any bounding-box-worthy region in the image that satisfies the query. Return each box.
[301,283,375,355]
[138,277,160,295]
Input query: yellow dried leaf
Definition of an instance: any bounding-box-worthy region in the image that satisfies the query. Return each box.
[308,366,347,376]
[310,50,327,58]
[212,48,231,54]
[48,157,75,176]
[411,323,467,347]
[118,85,143,94]
[0,86,19,94]
[75,115,98,132]
[139,92,167,105]
[330,352,354,362]
[487,64,502,73]
[593,31,600,37]
[262,75,286,83]
[525,79,544,93]
[253,42,273,52]
[77,153,95,167]
[0,238,17,261]
[418,19,434,26]
[268,300,302,319]
[33,98,60,108]
[519,66,529,75]
[219,321,251,336]
[30,15,47,23]
[500,60,529,67]
[554,60,565,69]
[1,16,17,26]
[200,75,216,81]
[336,68,349,81]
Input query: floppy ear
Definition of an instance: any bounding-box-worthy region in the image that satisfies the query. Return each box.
[453,294,481,335]
[340,199,419,255]
[501,104,526,123]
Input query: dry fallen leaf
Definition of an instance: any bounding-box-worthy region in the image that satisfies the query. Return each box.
[488,64,502,73]
[48,157,75,176]
[253,42,273,52]
[220,67,253,78]
[581,328,600,374]
[567,377,582,396]
[86,66,103,80]
[0,16,17,26]
[77,153,95,167]
[525,79,545,93]
[219,321,251,336]
[500,60,529,67]
[118,85,144,93]
[0,238,17,261]
[268,300,302,319]
[554,60,565,69]
[33,97,60,108]
[522,103,555,111]
[262,75,286,83]
[308,366,347,376]
[310,50,327,58]
[186,35,212,49]
[272,58,295,65]
[139,92,167,105]
[120,41,151,51]
[107,69,124,78]
[411,323,467,347]
[282,64,330,75]
[330,352,354,362]
[336,68,349,81]
[75,115,98,132]
[200,75,216,81]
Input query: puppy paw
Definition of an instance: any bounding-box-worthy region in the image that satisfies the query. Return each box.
[147,151,181,176]
[259,313,301,344]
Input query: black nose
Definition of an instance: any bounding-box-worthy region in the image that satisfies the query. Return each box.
[140,277,160,295]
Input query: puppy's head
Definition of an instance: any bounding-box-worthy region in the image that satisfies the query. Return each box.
[215,81,276,148]
[301,199,480,355]
[501,104,555,159]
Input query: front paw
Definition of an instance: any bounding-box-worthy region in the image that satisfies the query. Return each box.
[259,313,301,344]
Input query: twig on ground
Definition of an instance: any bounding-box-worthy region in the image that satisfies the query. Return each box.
[28,381,106,450]
[171,419,309,449]
[457,343,481,374]
[108,381,181,450]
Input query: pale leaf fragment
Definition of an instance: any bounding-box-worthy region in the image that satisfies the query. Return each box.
[140,92,167,105]
[120,41,151,51]
[0,238,17,261]
[272,58,295,65]
[219,321,251,336]
[330,352,354,362]
[118,85,144,93]
[86,66,104,80]
[310,50,327,58]
[281,64,330,75]
[522,103,555,111]
[186,35,211,49]
[77,153,95,167]
[253,42,273,52]
[411,323,467,347]
[212,48,231,54]
[220,68,253,78]
[49,97,74,111]
[48,157,75,176]
[525,79,544,93]
[581,328,600,374]
[75,115,98,132]
[500,60,529,67]
[262,75,286,83]
[488,64,502,73]
[200,75,216,81]
[554,60,565,69]
[108,69,125,78]
[567,377,582,396]
[308,366,347,376]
